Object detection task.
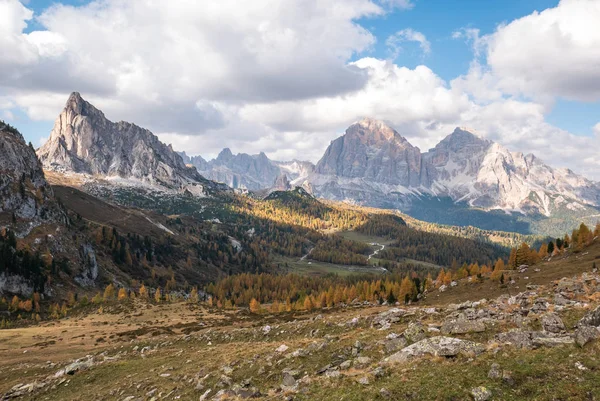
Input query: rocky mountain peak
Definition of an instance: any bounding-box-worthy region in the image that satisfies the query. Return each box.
[37,92,210,191]
[349,117,411,147]
[433,127,491,152]
[216,148,234,163]
[314,118,430,188]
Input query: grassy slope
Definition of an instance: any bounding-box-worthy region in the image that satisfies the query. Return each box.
[423,240,600,306]
[2,241,600,400]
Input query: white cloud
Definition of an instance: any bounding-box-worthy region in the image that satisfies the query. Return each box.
[386,28,431,59]
[0,0,390,133]
[0,0,598,181]
[478,0,600,102]
[451,28,486,57]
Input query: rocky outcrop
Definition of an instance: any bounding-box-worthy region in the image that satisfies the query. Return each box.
[272,174,292,192]
[0,121,60,222]
[37,93,212,192]
[74,244,99,287]
[384,336,485,364]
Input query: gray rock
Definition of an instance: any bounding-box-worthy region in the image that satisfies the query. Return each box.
[61,357,95,376]
[496,330,535,349]
[403,321,426,343]
[282,373,296,388]
[471,386,492,401]
[541,312,565,333]
[0,121,63,225]
[384,336,485,364]
[441,318,486,335]
[353,356,372,368]
[531,335,574,348]
[575,326,600,347]
[487,363,501,380]
[579,306,600,328]
[384,337,408,353]
[556,278,584,294]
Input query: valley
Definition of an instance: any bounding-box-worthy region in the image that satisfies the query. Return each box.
[1,93,599,401]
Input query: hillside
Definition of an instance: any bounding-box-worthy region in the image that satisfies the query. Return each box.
[1,237,600,400]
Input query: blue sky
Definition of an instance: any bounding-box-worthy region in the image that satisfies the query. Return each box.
[2,0,599,178]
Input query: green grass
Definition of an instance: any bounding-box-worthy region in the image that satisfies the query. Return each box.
[276,256,383,277]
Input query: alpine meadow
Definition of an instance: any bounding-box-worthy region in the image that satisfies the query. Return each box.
[1,0,600,400]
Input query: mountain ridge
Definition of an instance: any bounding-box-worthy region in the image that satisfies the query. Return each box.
[37,92,222,196]
[307,119,600,223]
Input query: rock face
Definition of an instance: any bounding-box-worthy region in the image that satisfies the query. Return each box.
[315,118,431,187]
[37,93,209,191]
[181,149,314,191]
[384,336,485,364]
[0,121,58,221]
[305,119,600,224]
[272,174,292,192]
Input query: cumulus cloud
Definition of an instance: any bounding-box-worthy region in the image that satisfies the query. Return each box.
[464,0,600,102]
[0,0,386,130]
[0,0,598,181]
[386,28,431,59]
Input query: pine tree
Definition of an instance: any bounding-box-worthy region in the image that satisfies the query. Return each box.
[189,287,199,303]
[103,284,116,301]
[139,284,148,299]
[547,241,555,255]
[154,288,162,303]
[249,298,261,313]
[508,248,517,269]
[303,296,313,311]
[118,288,128,301]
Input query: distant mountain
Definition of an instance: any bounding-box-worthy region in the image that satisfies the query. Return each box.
[179,148,315,191]
[304,118,600,234]
[424,127,600,216]
[37,92,221,195]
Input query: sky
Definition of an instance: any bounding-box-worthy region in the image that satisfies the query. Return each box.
[1,0,599,180]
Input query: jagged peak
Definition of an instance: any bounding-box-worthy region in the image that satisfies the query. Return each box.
[217,148,233,159]
[432,127,491,152]
[348,117,411,145]
[449,127,485,141]
[62,91,105,119]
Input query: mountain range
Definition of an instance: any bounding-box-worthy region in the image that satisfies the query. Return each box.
[309,118,600,217]
[32,94,600,235]
[179,149,314,191]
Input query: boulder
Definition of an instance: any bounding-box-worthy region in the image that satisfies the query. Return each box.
[496,330,535,349]
[441,318,485,335]
[541,312,565,333]
[532,335,574,348]
[403,321,426,343]
[471,386,492,401]
[579,306,600,328]
[384,337,407,353]
[487,363,501,380]
[281,373,296,388]
[575,326,600,347]
[384,336,485,364]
